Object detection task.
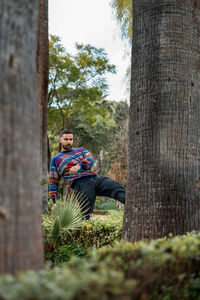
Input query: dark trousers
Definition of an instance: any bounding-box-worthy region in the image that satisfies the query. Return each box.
[72,176,126,219]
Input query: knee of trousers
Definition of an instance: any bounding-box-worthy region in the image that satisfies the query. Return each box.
[116,191,126,204]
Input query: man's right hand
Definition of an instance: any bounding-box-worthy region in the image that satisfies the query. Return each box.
[69,164,81,174]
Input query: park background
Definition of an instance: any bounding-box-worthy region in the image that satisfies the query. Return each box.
[0,0,200,299]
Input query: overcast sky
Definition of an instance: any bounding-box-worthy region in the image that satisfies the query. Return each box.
[49,0,131,102]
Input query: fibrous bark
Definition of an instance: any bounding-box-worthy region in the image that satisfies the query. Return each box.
[37,0,49,214]
[123,0,200,241]
[0,0,44,273]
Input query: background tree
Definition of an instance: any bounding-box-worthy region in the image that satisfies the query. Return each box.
[0,0,44,273]
[48,36,117,158]
[123,0,200,241]
[107,120,128,185]
[101,100,129,181]
[48,35,115,129]
[110,0,132,103]
[110,0,132,44]
[37,0,49,213]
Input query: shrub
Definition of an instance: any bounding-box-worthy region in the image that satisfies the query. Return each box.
[43,211,123,263]
[54,242,87,264]
[94,197,118,210]
[43,191,86,241]
[43,191,88,263]
[73,214,123,248]
[0,231,200,299]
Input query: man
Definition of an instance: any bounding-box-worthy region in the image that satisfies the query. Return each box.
[49,129,126,219]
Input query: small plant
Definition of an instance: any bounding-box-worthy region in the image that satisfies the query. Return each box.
[44,192,88,238]
[43,190,87,262]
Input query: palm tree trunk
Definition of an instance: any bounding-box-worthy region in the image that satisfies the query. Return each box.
[37,0,49,214]
[0,0,44,274]
[123,0,200,241]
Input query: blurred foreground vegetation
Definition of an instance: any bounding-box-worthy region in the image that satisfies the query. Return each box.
[1,201,200,300]
[0,228,199,299]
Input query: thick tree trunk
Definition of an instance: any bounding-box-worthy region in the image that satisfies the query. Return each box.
[0,0,44,273]
[123,0,200,241]
[37,0,49,214]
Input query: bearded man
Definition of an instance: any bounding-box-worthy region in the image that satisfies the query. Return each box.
[49,129,126,218]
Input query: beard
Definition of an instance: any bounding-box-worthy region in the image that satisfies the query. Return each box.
[62,144,72,151]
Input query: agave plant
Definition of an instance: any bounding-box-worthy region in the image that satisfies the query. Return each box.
[43,190,88,245]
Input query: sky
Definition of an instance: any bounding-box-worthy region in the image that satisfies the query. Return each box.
[49,0,131,102]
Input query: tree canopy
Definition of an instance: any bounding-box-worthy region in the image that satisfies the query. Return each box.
[48,35,129,162]
[48,35,116,129]
[110,0,132,44]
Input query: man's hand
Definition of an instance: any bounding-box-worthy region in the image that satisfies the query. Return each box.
[69,164,81,175]
[52,203,56,212]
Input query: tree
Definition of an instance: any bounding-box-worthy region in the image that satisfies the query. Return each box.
[110,0,132,100]
[48,36,116,132]
[107,120,128,185]
[48,36,118,158]
[110,0,132,44]
[0,0,44,273]
[101,100,129,179]
[111,100,129,130]
[122,0,200,241]
[37,0,49,213]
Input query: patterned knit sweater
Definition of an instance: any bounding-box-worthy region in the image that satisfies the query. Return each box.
[49,147,96,203]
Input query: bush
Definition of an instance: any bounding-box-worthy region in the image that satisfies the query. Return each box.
[43,212,123,263]
[0,231,200,299]
[54,242,87,264]
[94,197,118,210]
[74,214,123,248]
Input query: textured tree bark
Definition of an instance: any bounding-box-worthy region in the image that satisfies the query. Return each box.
[123,0,200,241]
[37,0,49,214]
[0,0,44,273]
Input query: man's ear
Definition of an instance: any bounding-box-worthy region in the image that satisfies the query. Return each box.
[58,137,61,143]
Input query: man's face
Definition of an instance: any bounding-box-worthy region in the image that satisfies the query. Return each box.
[59,134,73,151]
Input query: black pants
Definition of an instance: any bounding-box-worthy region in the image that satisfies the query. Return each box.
[72,176,126,219]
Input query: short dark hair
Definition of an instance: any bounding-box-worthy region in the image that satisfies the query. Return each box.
[60,129,73,137]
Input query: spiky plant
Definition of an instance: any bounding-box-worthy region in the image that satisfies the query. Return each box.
[43,190,87,245]
[52,216,60,244]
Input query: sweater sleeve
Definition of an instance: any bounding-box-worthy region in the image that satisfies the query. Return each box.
[79,148,94,170]
[48,157,60,203]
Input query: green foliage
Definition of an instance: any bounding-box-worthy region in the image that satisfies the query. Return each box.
[110,0,132,44]
[111,100,129,129]
[110,1,131,98]
[43,212,123,264]
[43,191,86,245]
[52,216,60,243]
[54,242,87,264]
[69,114,117,155]
[100,101,129,179]
[48,35,122,157]
[0,232,200,299]
[48,35,116,141]
[94,197,118,210]
[75,215,123,248]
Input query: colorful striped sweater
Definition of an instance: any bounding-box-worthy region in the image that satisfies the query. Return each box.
[49,147,96,203]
